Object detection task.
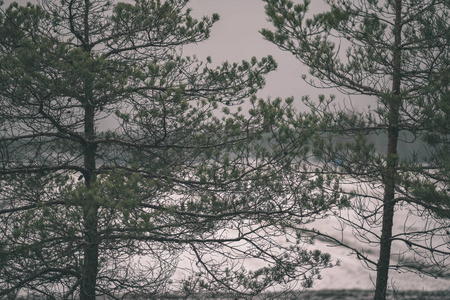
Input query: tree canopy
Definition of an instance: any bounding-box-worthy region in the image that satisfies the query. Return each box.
[262,0,450,299]
[0,0,343,299]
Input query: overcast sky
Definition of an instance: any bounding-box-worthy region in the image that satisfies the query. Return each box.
[2,0,449,291]
[185,0,323,103]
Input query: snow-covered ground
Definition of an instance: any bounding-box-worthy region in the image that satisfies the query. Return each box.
[308,211,450,291]
[311,241,450,291]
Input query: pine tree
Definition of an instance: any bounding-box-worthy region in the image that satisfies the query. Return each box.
[262,0,450,299]
[0,1,341,298]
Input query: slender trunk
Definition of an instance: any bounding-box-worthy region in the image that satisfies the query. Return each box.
[80,96,99,300]
[80,20,99,296]
[80,101,99,300]
[79,3,99,299]
[80,202,99,300]
[374,1,402,299]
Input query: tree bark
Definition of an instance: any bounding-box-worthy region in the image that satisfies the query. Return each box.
[80,100,99,300]
[374,1,402,299]
[79,34,99,297]
[80,202,99,300]
[79,3,100,298]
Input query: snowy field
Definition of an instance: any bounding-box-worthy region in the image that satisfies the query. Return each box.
[309,240,450,292]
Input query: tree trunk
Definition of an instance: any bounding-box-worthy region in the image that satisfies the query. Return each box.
[374,1,402,299]
[80,85,99,300]
[80,203,99,300]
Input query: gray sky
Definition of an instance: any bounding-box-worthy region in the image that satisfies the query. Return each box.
[185,0,320,103]
[185,0,367,112]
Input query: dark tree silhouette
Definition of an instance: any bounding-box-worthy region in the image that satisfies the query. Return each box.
[0,1,341,299]
[262,0,450,299]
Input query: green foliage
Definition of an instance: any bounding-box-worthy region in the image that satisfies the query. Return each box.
[0,1,337,299]
[263,0,450,298]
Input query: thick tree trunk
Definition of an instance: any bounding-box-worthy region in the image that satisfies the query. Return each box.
[374,1,402,299]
